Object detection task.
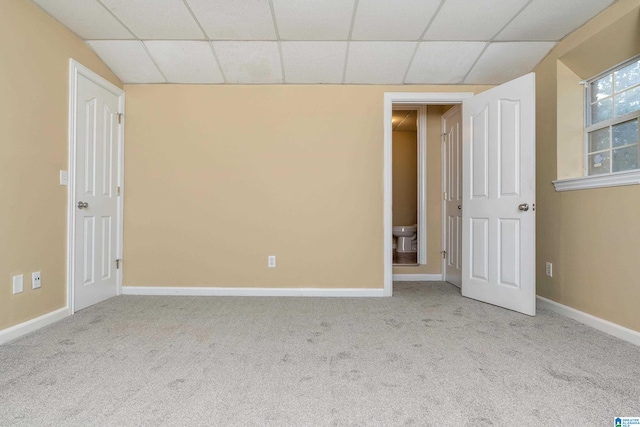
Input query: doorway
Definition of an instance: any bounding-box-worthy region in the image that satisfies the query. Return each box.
[391,106,427,266]
[383,93,473,296]
[67,60,125,312]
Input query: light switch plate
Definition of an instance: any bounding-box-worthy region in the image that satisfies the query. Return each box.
[12,275,24,294]
[60,170,68,186]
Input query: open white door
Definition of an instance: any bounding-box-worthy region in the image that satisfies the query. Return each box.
[461,73,536,316]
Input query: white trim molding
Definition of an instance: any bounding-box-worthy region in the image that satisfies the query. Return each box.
[122,286,385,297]
[0,307,70,346]
[537,296,640,347]
[553,170,640,192]
[392,274,443,282]
[383,92,474,297]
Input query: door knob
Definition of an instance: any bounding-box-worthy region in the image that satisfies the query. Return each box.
[458,205,461,210]
[77,201,89,209]
[518,203,529,212]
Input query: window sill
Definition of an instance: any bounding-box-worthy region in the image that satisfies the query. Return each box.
[553,170,640,192]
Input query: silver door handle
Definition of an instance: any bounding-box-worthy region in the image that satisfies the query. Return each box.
[518,203,529,212]
[77,201,89,209]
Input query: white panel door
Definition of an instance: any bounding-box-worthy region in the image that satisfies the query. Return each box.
[74,74,120,311]
[442,105,462,287]
[462,73,536,316]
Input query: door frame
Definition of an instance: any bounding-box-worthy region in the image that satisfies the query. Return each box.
[67,59,125,313]
[383,92,473,296]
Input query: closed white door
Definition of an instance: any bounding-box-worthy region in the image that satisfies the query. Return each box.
[73,73,121,311]
[462,73,536,316]
[442,105,462,287]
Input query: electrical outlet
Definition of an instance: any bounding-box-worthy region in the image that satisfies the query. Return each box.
[268,255,276,268]
[545,262,553,277]
[32,272,41,289]
[12,275,24,294]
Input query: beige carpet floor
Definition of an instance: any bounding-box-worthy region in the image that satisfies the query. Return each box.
[1,282,638,426]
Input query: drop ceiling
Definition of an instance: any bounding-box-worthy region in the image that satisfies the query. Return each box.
[31,0,616,85]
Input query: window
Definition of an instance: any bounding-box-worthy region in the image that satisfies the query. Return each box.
[585,56,640,176]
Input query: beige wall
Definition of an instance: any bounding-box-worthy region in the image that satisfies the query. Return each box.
[392,130,418,226]
[0,0,122,330]
[123,87,490,289]
[535,0,640,332]
[393,105,446,276]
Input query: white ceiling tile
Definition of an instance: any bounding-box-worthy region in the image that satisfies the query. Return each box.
[344,42,416,84]
[213,42,282,83]
[424,0,529,41]
[145,41,223,83]
[405,42,486,84]
[31,0,133,39]
[186,0,276,40]
[100,0,204,39]
[352,0,440,41]
[281,42,347,83]
[496,0,615,41]
[87,41,165,83]
[464,42,556,84]
[272,0,356,40]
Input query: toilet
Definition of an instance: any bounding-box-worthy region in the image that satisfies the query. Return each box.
[392,224,417,253]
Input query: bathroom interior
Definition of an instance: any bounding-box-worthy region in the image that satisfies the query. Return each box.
[391,105,455,277]
[391,109,419,265]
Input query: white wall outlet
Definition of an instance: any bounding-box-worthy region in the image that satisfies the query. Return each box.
[12,275,24,294]
[268,255,276,268]
[59,170,68,186]
[545,262,553,277]
[32,272,41,289]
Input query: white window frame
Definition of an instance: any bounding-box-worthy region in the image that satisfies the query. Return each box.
[584,55,640,176]
[554,55,640,192]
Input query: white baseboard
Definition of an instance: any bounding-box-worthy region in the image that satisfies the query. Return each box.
[392,274,443,282]
[537,296,640,347]
[122,286,385,297]
[0,307,70,345]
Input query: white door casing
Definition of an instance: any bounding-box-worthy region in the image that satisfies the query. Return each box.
[68,60,124,312]
[442,105,462,288]
[461,73,536,316]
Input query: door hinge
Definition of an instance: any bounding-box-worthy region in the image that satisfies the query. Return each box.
[117,113,123,124]
[116,259,121,269]
[443,192,448,200]
[117,186,121,196]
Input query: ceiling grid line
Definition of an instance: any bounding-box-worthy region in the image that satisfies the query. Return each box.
[139,41,168,83]
[461,0,540,84]
[207,42,229,84]
[401,0,448,84]
[267,0,286,84]
[179,0,228,84]
[491,0,535,40]
[95,0,138,39]
[460,43,491,84]
[181,0,209,40]
[341,0,360,84]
